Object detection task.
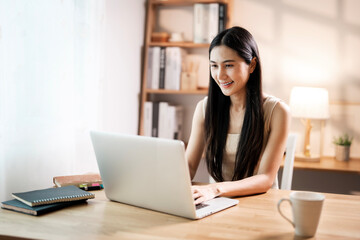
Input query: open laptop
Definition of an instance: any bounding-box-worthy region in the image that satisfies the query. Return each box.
[90,130,239,219]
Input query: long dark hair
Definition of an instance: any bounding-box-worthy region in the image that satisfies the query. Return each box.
[205,26,264,182]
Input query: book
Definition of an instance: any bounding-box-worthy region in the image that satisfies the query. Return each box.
[152,102,160,137]
[158,102,169,139]
[159,47,166,89]
[164,47,187,90]
[164,47,174,90]
[167,105,184,140]
[218,4,226,33]
[173,105,184,140]
[144,101,153,137]
[53,173,102,189]
[194,3,226,43]
[12,185,95,207]
[1,199,87,216]
[151,47,161,89]
[146,47,153,89]
[208,4,219,42]
[194,4,209,43]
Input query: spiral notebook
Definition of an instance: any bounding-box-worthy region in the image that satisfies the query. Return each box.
[12,185,95,207]
[1,199,87,216]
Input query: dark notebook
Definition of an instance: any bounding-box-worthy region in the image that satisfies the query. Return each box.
[12,185,95,207]
[1,199,87,216]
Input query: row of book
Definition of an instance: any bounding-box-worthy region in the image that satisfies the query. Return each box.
[144,101,184,140]
[194,3,226,44]
[147,47,187,90]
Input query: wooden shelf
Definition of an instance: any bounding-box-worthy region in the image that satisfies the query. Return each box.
[139,0,233,136]
[148,41,210,48]
[146,88,208,95]
[281,156,360,173]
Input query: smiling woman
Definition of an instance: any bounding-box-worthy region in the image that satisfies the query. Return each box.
[186,26,291,205]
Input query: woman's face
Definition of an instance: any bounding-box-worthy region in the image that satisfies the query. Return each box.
[210,45,256,97]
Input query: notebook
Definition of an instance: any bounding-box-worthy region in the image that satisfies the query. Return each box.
[1,199,87,216]
[53,173,103,190]
[90,131,239,219]
[12,185,95,207]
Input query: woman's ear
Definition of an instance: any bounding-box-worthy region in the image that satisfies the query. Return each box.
[249,57,257,73]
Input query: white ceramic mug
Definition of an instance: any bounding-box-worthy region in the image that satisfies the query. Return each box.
[277,191,325,237]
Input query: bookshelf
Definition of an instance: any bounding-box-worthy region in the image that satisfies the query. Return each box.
[139,0,233,141]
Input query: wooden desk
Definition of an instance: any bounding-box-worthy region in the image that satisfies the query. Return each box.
[291,157,360,174]
[1,189,359,239]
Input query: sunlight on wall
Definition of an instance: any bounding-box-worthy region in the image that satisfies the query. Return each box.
[0,0,104,202]
[232,0,360,157]
[281,56,336,86]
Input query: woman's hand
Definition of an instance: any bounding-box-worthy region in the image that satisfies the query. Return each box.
[192,184,221,205]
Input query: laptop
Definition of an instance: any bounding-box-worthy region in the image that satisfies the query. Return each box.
[90,130,239,219]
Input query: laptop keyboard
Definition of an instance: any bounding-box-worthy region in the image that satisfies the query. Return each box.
[195,203,209,210]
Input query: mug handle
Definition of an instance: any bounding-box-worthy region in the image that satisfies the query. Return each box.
[277,198,295,228]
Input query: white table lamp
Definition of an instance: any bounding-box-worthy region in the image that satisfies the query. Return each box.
[290,87,330,161]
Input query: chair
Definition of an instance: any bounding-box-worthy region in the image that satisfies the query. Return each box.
[280,133,297,190]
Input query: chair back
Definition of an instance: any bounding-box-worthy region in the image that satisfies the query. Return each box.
[280,133,297,190]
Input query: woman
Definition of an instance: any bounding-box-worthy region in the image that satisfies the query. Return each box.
[186,26,291,205]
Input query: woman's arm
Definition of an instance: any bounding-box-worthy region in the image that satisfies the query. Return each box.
[186,100,206,180]
[192,101,291,204]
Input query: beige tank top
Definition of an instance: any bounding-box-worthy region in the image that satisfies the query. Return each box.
[202,95,281,188]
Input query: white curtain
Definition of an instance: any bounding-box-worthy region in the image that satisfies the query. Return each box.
[0,0,105,201]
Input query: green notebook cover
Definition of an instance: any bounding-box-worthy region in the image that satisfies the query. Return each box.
[12,185,95,207]
[1,199,87,216]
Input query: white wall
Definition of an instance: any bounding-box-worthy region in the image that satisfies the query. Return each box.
[100,0,145,134]
[0,0,145,202]
[232,0,360,157]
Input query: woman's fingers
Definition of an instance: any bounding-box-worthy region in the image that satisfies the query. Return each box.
[192,186,211,204]
[193,191,202,200]
[194,196,205,205]
[192,185,221,205]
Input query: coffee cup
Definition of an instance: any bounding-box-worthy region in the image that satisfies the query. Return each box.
[277,191,325,237]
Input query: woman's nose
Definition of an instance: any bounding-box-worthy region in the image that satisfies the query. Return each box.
[218,67,227,80]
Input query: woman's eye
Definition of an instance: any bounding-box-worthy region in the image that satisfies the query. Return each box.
[225,64,233,68]
[210,65,218,68]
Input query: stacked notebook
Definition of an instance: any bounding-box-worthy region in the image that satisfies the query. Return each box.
[1,185,95,216]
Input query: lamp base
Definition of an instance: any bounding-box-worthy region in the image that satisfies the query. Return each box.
[295,153,321,162]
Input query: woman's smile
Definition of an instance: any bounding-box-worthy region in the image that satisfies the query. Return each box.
[219,80,234,88]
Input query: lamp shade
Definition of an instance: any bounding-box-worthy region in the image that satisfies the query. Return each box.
[289,87,330,119]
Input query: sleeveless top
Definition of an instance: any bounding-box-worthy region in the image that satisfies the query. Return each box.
[202,95,281,189]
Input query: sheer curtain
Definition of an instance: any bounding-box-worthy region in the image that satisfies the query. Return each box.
[0,0,105,201]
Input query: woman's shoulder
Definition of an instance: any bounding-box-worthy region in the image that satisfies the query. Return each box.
[263,94,288,111]
[198,96,208,119]
[191,96,208,121]
[263,94,281,105]
[263,94,290,129]
[202,96,208,105]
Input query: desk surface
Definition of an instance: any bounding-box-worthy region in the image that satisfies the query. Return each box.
[290,157,360,173]
[1,189,359,240]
